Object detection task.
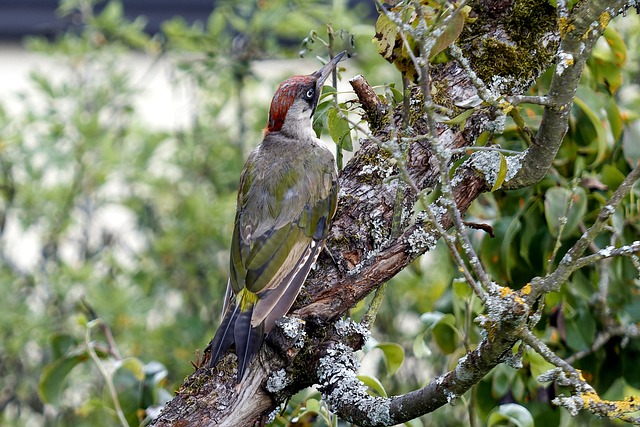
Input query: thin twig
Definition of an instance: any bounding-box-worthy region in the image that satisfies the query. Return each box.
[361,282,388,329]
[85,319,129,427]
[529,164,640,300]
[571,241,640,270]
[506,95,551,106]
[546,181,579,276]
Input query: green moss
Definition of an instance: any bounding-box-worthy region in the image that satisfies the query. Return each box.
[480,39,529,81]
[369,106,391,132]
[460,0,558,93]
[431,79,457,113]
[180,370,213,397]
[328,234,353,249]
[507,0,557,38]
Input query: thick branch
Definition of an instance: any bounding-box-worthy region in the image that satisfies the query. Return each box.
[349,74,389,132]
[319,289,529,426]
[504,0,632,189]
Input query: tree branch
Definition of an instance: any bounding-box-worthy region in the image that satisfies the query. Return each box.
[504,0,631,189]
[524,329,640,423]
[319,290,529,426]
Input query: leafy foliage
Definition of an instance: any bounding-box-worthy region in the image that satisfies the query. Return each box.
[1,0,639,426]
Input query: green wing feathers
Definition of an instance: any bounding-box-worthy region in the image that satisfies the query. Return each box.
[207,142,337,382]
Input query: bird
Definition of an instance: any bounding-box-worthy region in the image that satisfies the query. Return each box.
[205,51,346,382]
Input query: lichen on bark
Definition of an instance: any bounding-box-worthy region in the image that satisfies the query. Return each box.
[460,0,559,94]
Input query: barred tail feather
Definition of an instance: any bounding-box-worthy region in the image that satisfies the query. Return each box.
[234,307,264,382]
[206,304,239,369]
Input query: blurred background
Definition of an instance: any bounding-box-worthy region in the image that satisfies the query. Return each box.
[1,1,639,427]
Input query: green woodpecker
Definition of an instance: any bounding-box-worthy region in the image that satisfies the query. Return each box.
[206,52,345,381]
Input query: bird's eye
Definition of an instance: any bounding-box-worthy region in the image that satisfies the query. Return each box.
[305,88,315,99]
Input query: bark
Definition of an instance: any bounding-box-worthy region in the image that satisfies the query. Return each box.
[151,1,634,425]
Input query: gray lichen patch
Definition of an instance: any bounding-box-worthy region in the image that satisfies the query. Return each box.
[266,369,292,394]
[453,354,475,383]
[317,343,393,426]
[275,316,306,348]
[465,149,523,190]
[335,318,371,342]
[468,151,502,188]
[406,225,438,256]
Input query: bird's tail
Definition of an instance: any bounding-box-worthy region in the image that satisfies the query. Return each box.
[206,304,265,382]
[206,304,239,369]
[234,307,264,381]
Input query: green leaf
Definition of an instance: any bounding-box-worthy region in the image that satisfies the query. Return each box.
[600,164,626,189]
[320,85,337,99]
[623,300,640,323]
[596,61,623,94]
[341,131,353,152]
[118,357,145,381]
[419,311,446,329]
[412,332,432,358]
[525,350,555,379]
[564,308,595,351]
[605,97,624,141]
[404,419,424,427]
[327,107,353,151]
[374,342,405,375]
[476,131,491,146]
[50,333,77,359]
[388,84,403,103]
[573,95,611,167]
[622,349,640,389]
[442,108,474,126]
[501,215,522,281]
[39,349,89,405]
[358,374,388,397]
[544,186,587,238]
[491,365,517,397]
[602,27,627,67]
[487,403,534,427]
[491,153,508,192]
[453,279,472,299]
[313,99,333,136]
[431,314,459,354]
[622,121,640,167]
[519,202,542,265]
[305,397,321,413]
[429,6,470,59]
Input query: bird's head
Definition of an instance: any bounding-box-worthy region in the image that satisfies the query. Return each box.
[266,51,346,138]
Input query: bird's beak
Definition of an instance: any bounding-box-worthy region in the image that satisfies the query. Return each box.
[312,51,347,89]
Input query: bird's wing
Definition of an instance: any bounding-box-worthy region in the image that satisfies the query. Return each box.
[248,189,335,331]
[230,150,338,332]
